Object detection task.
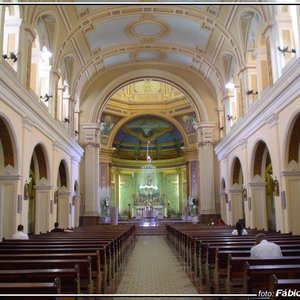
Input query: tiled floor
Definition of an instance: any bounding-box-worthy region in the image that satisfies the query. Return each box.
[113,236,200,300]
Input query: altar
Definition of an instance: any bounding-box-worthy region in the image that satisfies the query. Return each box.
[133,205,164,219]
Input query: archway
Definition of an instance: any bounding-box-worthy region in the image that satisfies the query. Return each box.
[285,113,300,234]
[0,116,18,239]
[28,143,49,234]
[99,80,198,221]
[252,141,275,230]
[231,157,245,225]
[56,160,70,228]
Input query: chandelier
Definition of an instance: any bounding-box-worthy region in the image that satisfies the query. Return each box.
[139,141,158,196]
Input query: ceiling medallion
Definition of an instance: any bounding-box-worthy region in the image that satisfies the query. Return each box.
[125,18,170,40]
[133,49,163,62]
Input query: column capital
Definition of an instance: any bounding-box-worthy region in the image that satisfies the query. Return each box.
[197,122,215,145]
[80,123,101,146]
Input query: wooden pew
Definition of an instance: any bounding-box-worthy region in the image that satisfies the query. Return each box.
[0,258,92,293]
[0,266,80,294]
[0,278,61,300]
[206,243,300,292]
[0,249,103,293]
[0,227,135,293]
[226,256,300,294]
[244,262,300,293]
[269,274,300,299]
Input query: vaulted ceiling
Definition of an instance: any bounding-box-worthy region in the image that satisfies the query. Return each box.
[46,3,268,104]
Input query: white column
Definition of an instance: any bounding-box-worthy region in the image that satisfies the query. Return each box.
[34,184,51,234]
[249,181,267,230]
[197,123,216,215]
[81,123,101,216]
[57,187,71,229]
[228,187,243,225]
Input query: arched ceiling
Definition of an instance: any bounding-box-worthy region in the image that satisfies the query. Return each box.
[100,80,198,157]
[43,3,268,104]
[72,3,234,99]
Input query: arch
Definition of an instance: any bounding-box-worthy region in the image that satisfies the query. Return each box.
[251,139,276,230]
[87,69,209,124]
[231,157,244,186]
[283,111,300,234]
[252,140,270,178]
[238,8,264,58]
[285,113,300,166]
[34,12,58,54]
[26,142,50,235]
[31,143,49,181]
[60,54,75,87]
[30,12,56,103]
[0,115,18,174]
[107,112,190,150]
[57,160,69,188]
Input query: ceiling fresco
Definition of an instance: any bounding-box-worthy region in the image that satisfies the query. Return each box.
[112,115,184,161]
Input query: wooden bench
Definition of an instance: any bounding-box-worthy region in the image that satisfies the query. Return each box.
[0,266,80,294]
[269,274,300,299]
[226,256,300,294]
[0,278,60,299]
[206,243,300,292]
[244,262,300,293]
[0,258,92,293]
[0,249,102,293]
[0,245,108,286]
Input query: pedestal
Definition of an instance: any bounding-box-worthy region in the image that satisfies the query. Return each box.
[110,207,118,225]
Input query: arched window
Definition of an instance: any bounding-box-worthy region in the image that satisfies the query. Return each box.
[30,15,54,112]
[2,5,21,71]
[57,76,70,125]
[276,5,297,69]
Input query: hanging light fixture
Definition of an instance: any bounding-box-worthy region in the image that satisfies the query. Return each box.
[146,140,152,163]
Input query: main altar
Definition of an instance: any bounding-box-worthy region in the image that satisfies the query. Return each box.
[132,195,165,219]
[132,167,165,219]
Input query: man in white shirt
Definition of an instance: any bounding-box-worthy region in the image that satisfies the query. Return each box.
[12,224,29,240]
[250,233,282,258]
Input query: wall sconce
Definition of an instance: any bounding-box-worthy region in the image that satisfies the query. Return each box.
[246,90,258,95]
[227,115,236,121]
[40,94,52,102]
[63,118,70,123]
[2,52,18,62]
[219,126,224,131]
[278,46,296,56]
[74,130,79,136]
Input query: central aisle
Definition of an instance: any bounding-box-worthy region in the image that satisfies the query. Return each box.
[115,236,199,299]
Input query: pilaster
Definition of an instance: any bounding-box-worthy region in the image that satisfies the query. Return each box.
[197,122,216,215]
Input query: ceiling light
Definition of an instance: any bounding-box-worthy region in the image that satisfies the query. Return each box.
[225,82,235,90]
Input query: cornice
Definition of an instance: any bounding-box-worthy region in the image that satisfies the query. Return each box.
[215,58,300,160]
[0,63,84,161]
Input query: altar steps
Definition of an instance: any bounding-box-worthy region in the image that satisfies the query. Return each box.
[135,224,166,236]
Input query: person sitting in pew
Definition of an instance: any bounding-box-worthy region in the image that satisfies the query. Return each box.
[250,233,282,258]
[51,222,65,232]
[231,221,248,236]
[12,224,29,240]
